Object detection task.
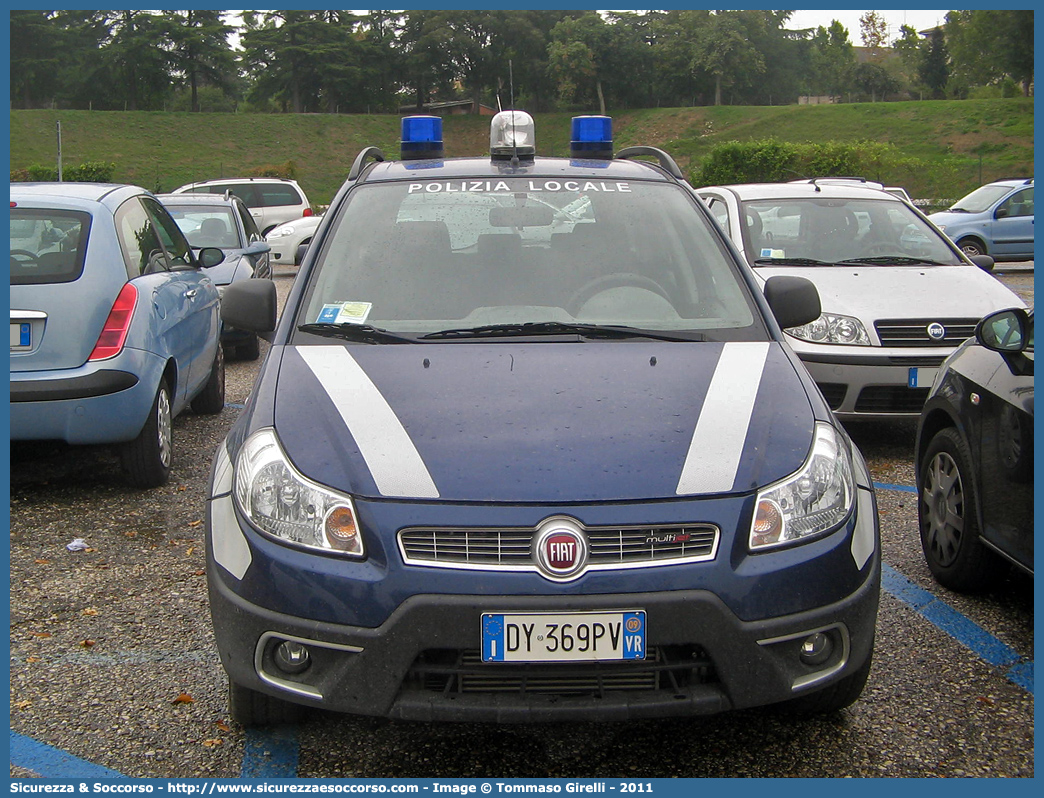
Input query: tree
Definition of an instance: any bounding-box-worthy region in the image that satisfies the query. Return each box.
[851,61,900,102]
[547,12,650,113]
[859,11,888,62]
[892,24,928,99]
[165,10,237,112]
[946,10,1034,97]
[10,10,63,108]
[690,11,764,106]
[99,11,173,111]
[809,22,855,101]
[919,27,949,100]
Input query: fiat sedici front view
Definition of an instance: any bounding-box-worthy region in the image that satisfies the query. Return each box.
[207,112,880,725]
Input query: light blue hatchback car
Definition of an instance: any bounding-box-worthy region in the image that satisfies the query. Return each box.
[10,182,226,487]
[928,178,1034,263]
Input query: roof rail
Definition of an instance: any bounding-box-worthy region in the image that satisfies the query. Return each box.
[348,147,387,182]
[615,146,685,181]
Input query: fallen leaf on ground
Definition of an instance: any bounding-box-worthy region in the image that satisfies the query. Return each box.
[172,693,194,704]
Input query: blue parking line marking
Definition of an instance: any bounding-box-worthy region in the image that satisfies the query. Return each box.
[241,726,300,778]
[874,481,918,494]
[881,564,1033,695]
[9,731,127,778]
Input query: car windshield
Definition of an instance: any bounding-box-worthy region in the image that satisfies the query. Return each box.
[949,184,1014,213]
[741,196,962,266]
[10,208,92,285]
[299,178,760,337]
[165,206,241,249]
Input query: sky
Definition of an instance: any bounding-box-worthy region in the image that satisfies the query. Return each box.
[785,9,950,40]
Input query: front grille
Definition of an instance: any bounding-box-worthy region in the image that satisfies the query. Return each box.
[875,318,978,347]
[816,382,847,409]
[399,524,719,570]
[408,646,717,697]
[854,385,930,413]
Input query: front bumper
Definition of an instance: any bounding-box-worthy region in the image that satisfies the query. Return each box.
[206,444,880,721]
[208,569,879,722]
[797,349,949,419]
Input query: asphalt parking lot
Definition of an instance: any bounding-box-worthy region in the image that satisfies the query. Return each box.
[9,263,1033,779]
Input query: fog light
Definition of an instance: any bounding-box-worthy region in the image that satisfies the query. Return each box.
[799,632,833,666]
[274,640,311,674]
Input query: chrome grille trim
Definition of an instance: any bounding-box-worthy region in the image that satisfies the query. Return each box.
[398,523,719,573]
[875,318,978,348]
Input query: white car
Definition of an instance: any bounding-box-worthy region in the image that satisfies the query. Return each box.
[696,181,1025,420]
[171,178,313,235]
[265,214,323,265]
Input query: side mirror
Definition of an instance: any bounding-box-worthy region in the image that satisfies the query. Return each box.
[976,307,1032,353]
[994,206,1009,219]
[970,254,995,272]
[296,243,309,263]
[764,275,821,330]
[198,247,226,268]
[221,279,278,340]
[242,242,271,257]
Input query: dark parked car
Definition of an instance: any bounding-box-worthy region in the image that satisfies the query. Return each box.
[10,182,225,487]
[158,193,272,360]
[916,307,1034,590]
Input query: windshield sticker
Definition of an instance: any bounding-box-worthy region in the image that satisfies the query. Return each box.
[407,180,631,194]
[760,248,786,258]
[317,302,372,325]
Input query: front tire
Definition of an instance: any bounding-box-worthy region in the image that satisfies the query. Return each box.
[958,237,987,259]
[236,334,261,362]
[121,379,172,488]
[191,344,225,414]
[918,427,1007,591]
[228,679,301,727]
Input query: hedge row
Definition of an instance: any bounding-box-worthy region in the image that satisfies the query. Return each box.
[11,161,117,183]
[692,139,920,187]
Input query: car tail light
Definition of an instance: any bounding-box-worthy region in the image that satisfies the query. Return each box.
[89,283,137,361]
[302,208,313,217]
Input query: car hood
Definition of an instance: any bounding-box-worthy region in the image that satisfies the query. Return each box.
[927,210,984,226]
[201,250,248,285]
[267,341,817,503]
[753,264,1024,319]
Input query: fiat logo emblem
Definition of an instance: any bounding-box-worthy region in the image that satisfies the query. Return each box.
[927,322,946,341]
[533,517,588,581]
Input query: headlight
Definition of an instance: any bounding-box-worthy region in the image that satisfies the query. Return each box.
[935,224,947,232]
[233,428,363,557]
[787,313,870,345]
[749,423,854,551]
[268,226,295,238]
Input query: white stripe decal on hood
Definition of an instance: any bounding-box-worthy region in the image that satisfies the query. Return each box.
[676,342,770,495]
[297,346,440,498]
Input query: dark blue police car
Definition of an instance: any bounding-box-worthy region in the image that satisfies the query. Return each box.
[207,112,880,725]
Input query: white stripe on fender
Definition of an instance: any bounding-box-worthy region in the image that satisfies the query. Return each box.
[676,342,770,495]
[297,346,440,498]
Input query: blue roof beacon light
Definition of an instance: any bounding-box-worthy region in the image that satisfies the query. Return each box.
[489,110,536,160]
[570,115,613,160]
[400,115,444,161]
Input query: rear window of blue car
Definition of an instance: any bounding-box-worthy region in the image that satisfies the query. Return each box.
[9,209,92,285]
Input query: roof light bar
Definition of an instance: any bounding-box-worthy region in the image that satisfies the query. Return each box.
[400,115,444,161]
[490,110,536,160]
[570,116,613,160]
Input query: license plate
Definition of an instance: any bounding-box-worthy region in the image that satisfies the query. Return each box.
[10,322,31,350]
[908,367,938,389]
[481,611,646,662]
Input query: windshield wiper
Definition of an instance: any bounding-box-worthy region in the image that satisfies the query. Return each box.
[836,256,945,266]
[297,322,416,344]
[421,321,701,342]
[753,257,831,266]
